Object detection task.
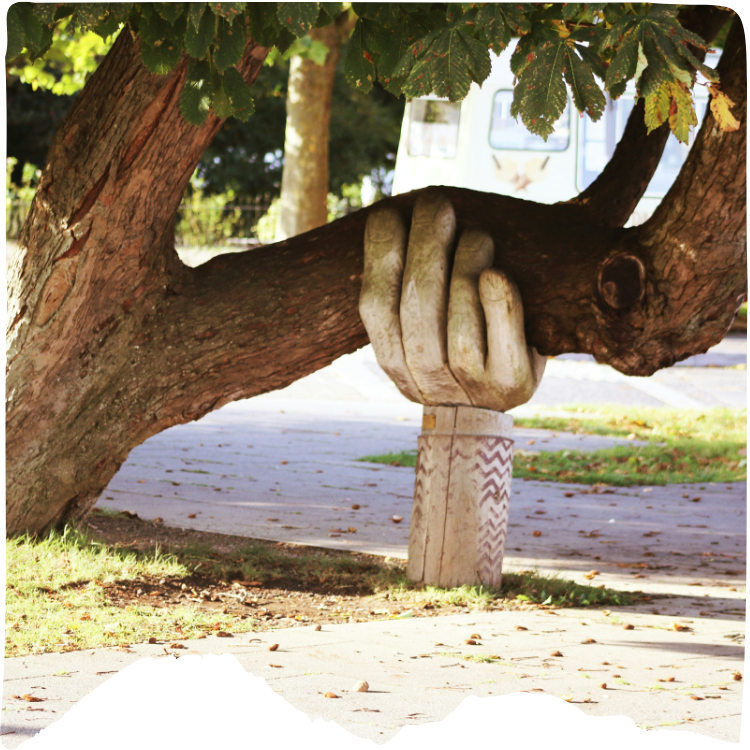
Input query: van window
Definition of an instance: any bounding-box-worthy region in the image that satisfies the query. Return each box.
[577,96,708,197]
[489,90,571,151]
[407,100,461,158]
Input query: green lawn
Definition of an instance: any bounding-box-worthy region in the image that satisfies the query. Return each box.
[360,406,747,486]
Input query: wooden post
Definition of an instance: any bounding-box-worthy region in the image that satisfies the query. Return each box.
[407,405,514,589]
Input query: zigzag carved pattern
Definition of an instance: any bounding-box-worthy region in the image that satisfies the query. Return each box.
[411,436,433,545]
[474,436,513,585]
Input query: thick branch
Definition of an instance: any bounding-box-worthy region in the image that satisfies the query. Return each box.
[567,6,733,227]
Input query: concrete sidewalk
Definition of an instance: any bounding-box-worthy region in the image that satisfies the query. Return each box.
[3,341,746,746]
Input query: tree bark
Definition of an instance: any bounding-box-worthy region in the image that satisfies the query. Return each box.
[6,19,746,536]
[275,12,354,240]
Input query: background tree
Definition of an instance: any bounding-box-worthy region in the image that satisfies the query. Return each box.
[5,3,745,536]
[275,8,356,239]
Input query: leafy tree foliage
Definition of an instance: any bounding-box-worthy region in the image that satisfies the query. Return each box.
[6,13,403,205]
[6,2,738,145]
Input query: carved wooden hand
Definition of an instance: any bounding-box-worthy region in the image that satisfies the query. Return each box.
[359,193,546,412]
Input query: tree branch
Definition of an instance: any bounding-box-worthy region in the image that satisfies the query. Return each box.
[566,6,734,227]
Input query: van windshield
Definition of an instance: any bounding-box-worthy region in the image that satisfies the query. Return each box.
[489,90,571,151]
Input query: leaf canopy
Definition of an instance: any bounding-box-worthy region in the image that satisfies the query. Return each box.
[6,2,736,144]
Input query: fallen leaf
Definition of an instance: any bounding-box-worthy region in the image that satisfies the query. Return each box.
[15,695,44,703]
[690,696,704,701]
[391,516,403,524]
[515,626,528,631]
[268,643,279,651]
[550,650,563,657]
[533,530,542,537]
[324,692,339,698]
[187,513,196,519]
[216,631,231,638]
[314,625,322,631]
[599,683,607,690]
[280,460,288,465]
[470,633,482,639]
[268,664,282,668]
[691,497,701,503]
[564,492,575,498]
[169,643,186,649]
[267,518,279,522]
[733,671,743,681]
[148,637,157,644]
[352,681,369,693]
[465,639,478,646]
[351,504,360,510]
[623,624,634,630]
[582,638,597,644]
[672,623,691,632]
[347,527,357,533]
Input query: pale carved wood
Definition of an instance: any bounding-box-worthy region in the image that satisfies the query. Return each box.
[408,405,514,588]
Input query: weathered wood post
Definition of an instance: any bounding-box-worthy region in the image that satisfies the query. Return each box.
[408,405,514,588]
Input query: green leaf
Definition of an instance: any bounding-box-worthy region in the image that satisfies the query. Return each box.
[16,2,43,53]
[221,66,255,121]
[155,3,186,24]
[667,80,697,144]
[71,4,114,34]
[138,10,173,48]
[140,37,182,75]
[475,3,512,55]
[212,77,234,118]
[318,2,344,25]
[184,8,216,59]
[343,18,376,93]
[510,34,535,79]
[208,3,247,20]
[643,80,671,134]
[34,5,57,25]
[425,26,491,101]
[180,59,214,126]
[375,13,431,80]
[246,4,283,47]
[188,3,208,29]
[605,28,639,99]
[213,16,246,73]
[563,44,605,120]
[276,2,320,38]
[511,40,568,139]
[6,4,26,59]
[575,43,606,81]
[94,5,133,38]
[561,3,584,21]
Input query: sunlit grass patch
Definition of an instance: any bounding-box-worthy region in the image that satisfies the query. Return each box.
[359,406,747,485]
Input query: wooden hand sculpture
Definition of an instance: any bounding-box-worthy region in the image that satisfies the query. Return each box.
[359,192,546,412]
[359,192,547,588]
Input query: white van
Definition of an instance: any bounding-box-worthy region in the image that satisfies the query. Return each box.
[392,41,717,226]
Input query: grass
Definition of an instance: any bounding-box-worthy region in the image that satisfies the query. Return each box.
[6,522,635,656]
[359,406,747,485]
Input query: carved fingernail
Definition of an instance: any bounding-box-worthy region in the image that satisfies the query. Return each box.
[412,193,455,229]
[365,208,403,243]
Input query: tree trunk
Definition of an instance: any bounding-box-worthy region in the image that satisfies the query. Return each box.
[275,13,353,240]
[6,18,745,536]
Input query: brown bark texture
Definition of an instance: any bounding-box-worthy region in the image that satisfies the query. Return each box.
[6,17,746,536]
[275,13,354,240]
